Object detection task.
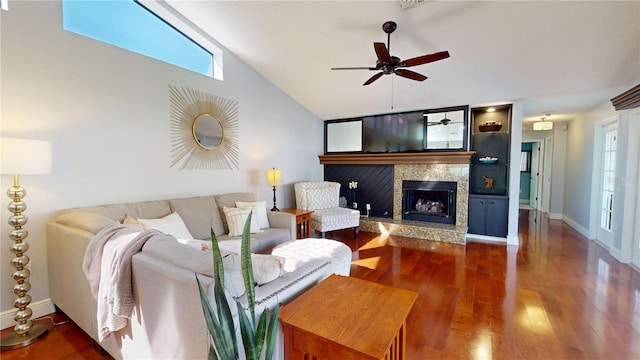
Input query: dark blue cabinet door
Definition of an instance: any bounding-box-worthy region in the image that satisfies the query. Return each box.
[486,197,508,237]
[468,196,487,235]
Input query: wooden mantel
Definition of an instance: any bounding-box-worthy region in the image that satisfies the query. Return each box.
[318,151,474,165]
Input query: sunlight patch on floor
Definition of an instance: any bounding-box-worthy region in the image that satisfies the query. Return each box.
[351,256,381,270]
[358,233,389,251]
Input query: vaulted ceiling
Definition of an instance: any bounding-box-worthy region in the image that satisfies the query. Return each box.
[166,1,640,125]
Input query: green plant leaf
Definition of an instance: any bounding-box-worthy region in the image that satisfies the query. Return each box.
[197,275,236,360]
[195,229,239,360]
[264,304,280,360]
[253,309,268,357]
[210,228,225,285]
[240,211,256,323]
[237,302,259,360]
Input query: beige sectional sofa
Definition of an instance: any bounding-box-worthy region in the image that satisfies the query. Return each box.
[46,192,349,359]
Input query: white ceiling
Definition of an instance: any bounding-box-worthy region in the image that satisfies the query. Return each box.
[166,1,640,124]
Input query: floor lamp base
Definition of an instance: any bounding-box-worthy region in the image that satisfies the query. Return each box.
[0,324,48,350]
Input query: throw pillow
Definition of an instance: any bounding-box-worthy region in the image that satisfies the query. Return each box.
[235,201,270,229]
[122,213,143,228]
[137,212,194,239]
[251,254,285,285]
[223,206,260,236]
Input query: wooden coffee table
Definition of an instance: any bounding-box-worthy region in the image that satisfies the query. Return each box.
[279,274,417,360]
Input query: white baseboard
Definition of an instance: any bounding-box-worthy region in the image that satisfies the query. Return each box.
[561,215,590,239]
[1,299,55,330]
[506,234,520,246]
[549,212,563,220]
[466,233,507,245]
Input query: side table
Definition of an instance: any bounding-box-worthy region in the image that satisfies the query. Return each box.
[279,274,417,360]
[280,208,313,239]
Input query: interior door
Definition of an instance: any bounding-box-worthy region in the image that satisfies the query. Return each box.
[541,136,553,213]
[529,142,540,209]
[633,152,640,268]
[597,121,617,248]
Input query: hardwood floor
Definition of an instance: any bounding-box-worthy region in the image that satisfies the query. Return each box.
[2,209,639,359]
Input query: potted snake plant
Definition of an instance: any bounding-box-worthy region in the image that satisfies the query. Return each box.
[196,212,280,360]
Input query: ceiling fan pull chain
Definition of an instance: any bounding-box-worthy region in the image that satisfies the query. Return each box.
[391,76,394,110]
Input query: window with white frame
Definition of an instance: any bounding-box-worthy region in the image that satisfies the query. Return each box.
[62,0,220,78]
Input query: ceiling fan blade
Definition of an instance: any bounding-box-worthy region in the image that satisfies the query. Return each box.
[373,42,392,64]
[394,69,427,81]
[331,67,379,70]
[401,51,450,67]
[363,72,384,86]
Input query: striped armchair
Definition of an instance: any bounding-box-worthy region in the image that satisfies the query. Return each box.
[294,181,360,238]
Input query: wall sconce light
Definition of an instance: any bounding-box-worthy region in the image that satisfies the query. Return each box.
[533,116,553,131]
[0,138,52,350]
[266,167,281,211]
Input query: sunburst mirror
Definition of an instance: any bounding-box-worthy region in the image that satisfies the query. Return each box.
[169,85,239,170]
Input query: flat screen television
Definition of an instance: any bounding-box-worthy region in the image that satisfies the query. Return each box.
[363,111,425,152]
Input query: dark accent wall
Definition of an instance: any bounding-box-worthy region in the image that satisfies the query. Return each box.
[324,165,394,218]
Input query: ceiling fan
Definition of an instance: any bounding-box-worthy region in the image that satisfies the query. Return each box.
[427,113,461,126]
[331,21,450,86]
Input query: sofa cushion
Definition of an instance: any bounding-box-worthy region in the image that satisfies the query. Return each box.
[223,206,260,236]
[169,196,224,239]
[235,201,269,229]
[214,193,255,233]
[138,212,194,239]
[125,200,171,220]
[56,211,117,234]
[142,234,246,298]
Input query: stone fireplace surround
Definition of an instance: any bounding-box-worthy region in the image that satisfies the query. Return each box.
[319,152,471,245]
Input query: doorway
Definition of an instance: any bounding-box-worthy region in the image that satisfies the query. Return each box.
[595,120,618,248]
[525,139,548,211]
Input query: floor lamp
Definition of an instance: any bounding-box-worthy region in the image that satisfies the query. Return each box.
[267,168,281,211]
[0,138,52,350]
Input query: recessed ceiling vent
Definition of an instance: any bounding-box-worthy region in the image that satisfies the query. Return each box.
[399,0,426,10]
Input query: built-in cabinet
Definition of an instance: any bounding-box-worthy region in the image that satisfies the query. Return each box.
[468,105,512,237]
[468,195,508,237]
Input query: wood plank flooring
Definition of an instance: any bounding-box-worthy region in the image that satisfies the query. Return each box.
[2,209,639,359]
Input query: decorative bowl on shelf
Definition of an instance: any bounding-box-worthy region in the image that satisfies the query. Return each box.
[478,156,498,164]
[478,121,502,132]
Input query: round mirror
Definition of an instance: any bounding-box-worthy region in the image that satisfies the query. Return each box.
[192,114,224,149]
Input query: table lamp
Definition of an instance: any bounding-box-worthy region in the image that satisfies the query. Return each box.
[266,168,281,211]
[0,138,52,350]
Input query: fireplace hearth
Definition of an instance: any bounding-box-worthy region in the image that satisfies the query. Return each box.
[402,180,456,225]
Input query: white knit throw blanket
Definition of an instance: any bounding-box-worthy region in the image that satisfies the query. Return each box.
[82,223,161,341]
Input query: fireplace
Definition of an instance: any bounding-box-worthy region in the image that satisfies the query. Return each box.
[402,180,457,225]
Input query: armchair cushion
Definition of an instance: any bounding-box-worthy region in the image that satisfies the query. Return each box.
[305,187,339,210]
[311,208,360,233]
[295,181,340,210]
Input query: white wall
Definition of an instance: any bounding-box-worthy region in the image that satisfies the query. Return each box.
[563,101,617,235]
[0,2,323,317]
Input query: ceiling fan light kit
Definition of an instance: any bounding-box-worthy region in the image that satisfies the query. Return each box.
[332,21,450,86]
[533,115,553,131]
[533,121,553,131]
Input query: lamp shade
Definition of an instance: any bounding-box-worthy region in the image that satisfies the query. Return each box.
[1,138,52,175]
[266,168,281,187]
[533,121,553,131]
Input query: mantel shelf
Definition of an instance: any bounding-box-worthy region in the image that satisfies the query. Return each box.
[318,152,475,165]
